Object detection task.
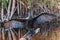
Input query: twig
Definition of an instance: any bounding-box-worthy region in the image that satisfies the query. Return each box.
[17,1,20,15]
[9,0,15,20]
[1,0,4,22]
[6,0,12,20]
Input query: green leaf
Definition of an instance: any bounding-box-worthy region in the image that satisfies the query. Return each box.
[51,0,55,7]
[43,0,47,5]
[36,0,40,3]
[2,0,8,9]
[28,0,32,6]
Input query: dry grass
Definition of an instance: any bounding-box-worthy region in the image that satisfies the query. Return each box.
[20,29,60,40]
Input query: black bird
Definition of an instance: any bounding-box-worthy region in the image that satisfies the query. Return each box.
[0,12,57,29]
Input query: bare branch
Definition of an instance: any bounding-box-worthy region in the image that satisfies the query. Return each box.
[9,0,15,20]
[6,0,12,20]
[1,1,4,22]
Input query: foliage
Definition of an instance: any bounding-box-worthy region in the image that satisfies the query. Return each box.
[1,0,56,10]
[2,0,8,9]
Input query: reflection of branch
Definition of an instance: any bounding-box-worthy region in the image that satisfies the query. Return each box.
[2,28,5,40]
[8,30,12,40]
[10,29,16,40]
